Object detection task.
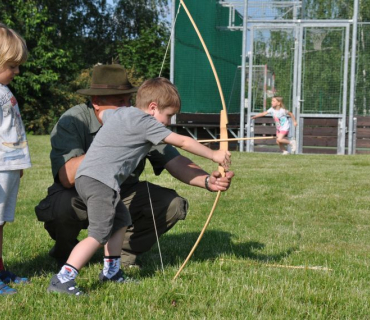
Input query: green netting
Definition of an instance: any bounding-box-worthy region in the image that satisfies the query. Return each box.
[174,0,242,114]
[251,28,295,113]
[301,27,346,114]
[251,26,348,115]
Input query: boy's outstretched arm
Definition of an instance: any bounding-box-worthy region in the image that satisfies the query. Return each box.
[164,132,231,170]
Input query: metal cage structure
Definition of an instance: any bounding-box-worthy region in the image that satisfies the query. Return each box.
[171,0,370,154]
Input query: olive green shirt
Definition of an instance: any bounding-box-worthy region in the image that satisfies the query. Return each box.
[50,103,180,188]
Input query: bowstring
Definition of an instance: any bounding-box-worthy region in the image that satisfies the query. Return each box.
[145,180,165,274]
[159,3,182,77]
[146,2,182,275]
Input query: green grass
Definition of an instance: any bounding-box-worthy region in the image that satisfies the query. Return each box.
[2,135,370,319]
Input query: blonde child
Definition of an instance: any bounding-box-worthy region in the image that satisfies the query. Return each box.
[48,77,231,295]
[0,24,31,295]
[251,96,297,154]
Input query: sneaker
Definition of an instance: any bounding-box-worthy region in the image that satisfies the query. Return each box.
[282,150,290,155]
[290,140,297,153]
[0,270,29,284]
[99,269,137,283]
[47,274,84,296]
[0,281,16,295]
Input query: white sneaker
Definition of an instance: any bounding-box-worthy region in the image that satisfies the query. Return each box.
[282,151,290,155]
[290,140,297,153]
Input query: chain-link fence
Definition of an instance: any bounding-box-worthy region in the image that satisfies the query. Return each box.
[356,23,370,116]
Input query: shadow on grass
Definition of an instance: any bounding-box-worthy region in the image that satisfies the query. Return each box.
[137,229,299,276]
[6,246,105,280]
[6,252,62,279]
[8,230,298,280]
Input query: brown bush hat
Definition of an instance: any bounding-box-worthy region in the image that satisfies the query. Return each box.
[77,64,138,96]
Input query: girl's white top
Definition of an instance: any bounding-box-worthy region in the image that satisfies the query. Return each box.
[267,107,290,131]
[0,84,31,170]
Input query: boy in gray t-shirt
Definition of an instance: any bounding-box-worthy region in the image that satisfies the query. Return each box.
[48,77,231,295]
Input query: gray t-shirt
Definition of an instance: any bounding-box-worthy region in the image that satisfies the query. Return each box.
[76,107,172,192]
[49,103,180,187]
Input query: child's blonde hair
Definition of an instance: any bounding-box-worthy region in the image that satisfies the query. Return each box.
[273,96,285,109]
[0,23,28,68]
[136,77,181,112]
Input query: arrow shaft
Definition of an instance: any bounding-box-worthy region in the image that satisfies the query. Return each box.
[198,136,275,143]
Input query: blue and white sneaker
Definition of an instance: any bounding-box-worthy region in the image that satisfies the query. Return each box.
[0,270,29,284]
[47,274,84,296]
[0,281,16,295]
[99,269,137,283]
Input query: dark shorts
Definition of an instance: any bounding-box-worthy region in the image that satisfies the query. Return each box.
[75,176,132,245]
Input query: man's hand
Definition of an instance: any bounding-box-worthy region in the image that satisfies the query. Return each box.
[207,170,234,192]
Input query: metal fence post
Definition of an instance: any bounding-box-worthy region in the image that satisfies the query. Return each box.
[249,119,255,152]
[298,117,304,154]
[352,117,357,154]
[337,117,344,155]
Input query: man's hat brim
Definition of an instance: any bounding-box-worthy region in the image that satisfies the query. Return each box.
[77,86,138,96]
[76,64,138,96]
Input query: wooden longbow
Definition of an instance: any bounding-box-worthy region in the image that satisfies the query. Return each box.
[173,0,229,280]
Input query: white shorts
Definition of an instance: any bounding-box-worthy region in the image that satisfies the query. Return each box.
[0,170,20,225]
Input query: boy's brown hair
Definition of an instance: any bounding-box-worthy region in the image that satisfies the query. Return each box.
[136,77,181,112]
[0,23,28,68]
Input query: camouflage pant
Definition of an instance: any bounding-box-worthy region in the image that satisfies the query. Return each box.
[35,181,188,266]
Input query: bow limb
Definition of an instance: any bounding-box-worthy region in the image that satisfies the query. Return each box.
[173,0,229,280]
[179,0,228,118]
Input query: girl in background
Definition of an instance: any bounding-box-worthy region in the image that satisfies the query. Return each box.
[252,96,297,155]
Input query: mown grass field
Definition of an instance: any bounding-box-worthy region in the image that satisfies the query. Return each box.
[2,135,370,319]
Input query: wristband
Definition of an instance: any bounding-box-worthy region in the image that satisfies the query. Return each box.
[205,175,212,192]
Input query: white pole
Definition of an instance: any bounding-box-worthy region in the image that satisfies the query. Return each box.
[348,0,359,154]
[239,0,249,152]
[170,0,176,125]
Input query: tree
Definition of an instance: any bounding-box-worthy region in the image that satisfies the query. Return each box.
[0,0,171,133]
[112,0,170,39]
[116,24,171,82]
[0,0,81,134]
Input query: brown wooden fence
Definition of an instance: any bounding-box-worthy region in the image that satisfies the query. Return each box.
[355,116,370,154]
[170,114,370,154]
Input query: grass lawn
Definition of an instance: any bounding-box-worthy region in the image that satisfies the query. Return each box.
[2,135,370,319]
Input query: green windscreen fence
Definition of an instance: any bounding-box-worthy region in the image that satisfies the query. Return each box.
[174,0,242,114]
